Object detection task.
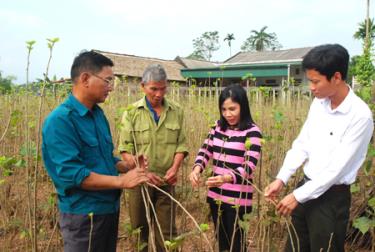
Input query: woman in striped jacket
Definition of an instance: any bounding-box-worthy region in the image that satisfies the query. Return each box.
[189,84,262,252]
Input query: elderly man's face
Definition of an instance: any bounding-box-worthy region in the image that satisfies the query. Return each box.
[142,80,167,107]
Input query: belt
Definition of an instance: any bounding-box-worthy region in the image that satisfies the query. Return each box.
[302,175,349,193]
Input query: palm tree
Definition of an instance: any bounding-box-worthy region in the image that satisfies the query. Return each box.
[224,33,235,57]
[366,0,370,47]
[354,19,375,46]
[241,26,281,52]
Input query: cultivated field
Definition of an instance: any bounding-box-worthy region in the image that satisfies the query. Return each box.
[0,82,373,251]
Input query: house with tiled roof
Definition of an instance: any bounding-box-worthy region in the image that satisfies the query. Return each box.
[96,47,314,87]
[180,47,313,86]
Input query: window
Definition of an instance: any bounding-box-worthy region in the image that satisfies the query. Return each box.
[265,79,276,84]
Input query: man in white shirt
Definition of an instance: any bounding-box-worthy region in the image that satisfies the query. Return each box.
[264,44,374,252]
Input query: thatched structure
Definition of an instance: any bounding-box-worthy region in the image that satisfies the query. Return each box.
[94,50,186,83]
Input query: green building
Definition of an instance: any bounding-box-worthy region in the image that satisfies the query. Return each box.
[177,47,313,87]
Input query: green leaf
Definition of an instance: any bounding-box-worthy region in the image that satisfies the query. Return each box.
[245,137,252,150]
[20,230,28,239]
[350,183,360,193]
[15,159,26,168]
[242,213,252,221]
[214,199,222,206]
[132,227,141,235]
[368,197,375,209]
[238,219,250,232]
[10,110,23,127]
[231,204,240,209]
[368,145,375,158]
[47,193,56,206]
[20,141,36,157]
[363,159,372,175]
[353,216,371,234]
[199,223,209,232]
[138,242,147,251]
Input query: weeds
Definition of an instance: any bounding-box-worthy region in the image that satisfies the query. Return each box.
[0,46,373,251]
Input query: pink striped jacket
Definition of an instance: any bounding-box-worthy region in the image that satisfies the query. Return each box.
[194,122,262,208]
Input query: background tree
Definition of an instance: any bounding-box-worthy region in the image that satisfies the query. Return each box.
[352,2,375,90]
[186,38,205,60]
[0,71,15,94]
[354,18,375,47]
[224,33,235,57]
[354,46,375,88]
[187,31,220,61]
[241,26,282,52]
[347,55,361,84]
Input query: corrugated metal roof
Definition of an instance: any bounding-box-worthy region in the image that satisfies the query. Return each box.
[94,50,185,81]
[174,56,217,69]
[181,68,289,78]
[224,47,313,65]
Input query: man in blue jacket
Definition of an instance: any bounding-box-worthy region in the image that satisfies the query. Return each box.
[42,50,148,251]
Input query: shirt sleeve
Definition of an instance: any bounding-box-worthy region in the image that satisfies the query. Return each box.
[293,117,373,203]
[118,110,135,154]
[233,126,262,184]
[102,111,122,165]
[193,126,216,171]
[276,107,312,184]
[42,114,91,193]
[175,109,189,156]
[113,156,121,165]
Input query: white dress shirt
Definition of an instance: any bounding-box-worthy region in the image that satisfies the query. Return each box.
[277,88,374,203]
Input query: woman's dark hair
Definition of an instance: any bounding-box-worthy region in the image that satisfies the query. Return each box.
[218,84,254,131]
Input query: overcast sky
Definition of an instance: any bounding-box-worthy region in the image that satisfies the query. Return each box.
[0,0,370,83]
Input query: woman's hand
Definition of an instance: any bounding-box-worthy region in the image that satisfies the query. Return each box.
[189,166,202,188]
[205,174,232,188]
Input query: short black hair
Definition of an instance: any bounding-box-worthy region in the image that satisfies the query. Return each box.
[302,44,349,80]
[218,84,254,131]
[70,50,114,83]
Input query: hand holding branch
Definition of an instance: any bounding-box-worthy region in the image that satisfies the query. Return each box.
[205,174,232,188]
[189,166,202,188]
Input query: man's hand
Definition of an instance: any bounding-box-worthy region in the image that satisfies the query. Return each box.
[118,167,149,189]
[147,172,164,186]
[189,166,202,188]
[264,179,284,203]
[164,167,178,185]
[276,193,299,216]
[205,174,232,188]
[163,153,185,186]
[137,154,148,170]
[117,155,148,173]
[121,152,137,169]
[116,160,129,173]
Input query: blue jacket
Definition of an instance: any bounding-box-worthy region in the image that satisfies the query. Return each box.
[42,94,121,214]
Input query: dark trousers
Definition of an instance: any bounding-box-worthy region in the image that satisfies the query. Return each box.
[285,183,351,252]
[128,185,176,252]
[59,211,119,252]
[209,201,249,252]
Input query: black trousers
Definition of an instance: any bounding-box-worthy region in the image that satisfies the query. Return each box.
[285,182,351,252]
[59,211,119,252]
[209,200,250,252]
